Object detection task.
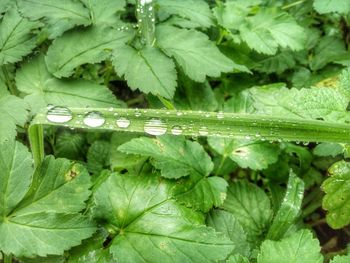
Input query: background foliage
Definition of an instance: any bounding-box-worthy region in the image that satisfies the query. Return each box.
[0,0,350,262]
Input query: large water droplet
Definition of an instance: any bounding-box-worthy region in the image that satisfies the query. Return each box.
[217,111,224,119]
[134,109,141,117]
[171,126,183,135]
[47,106,72,123]
[144,118,167,136]
[198,127,209,136]
[116,117,130,128]
[83,111,105,127]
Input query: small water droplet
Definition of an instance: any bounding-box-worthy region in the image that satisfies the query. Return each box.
[83,111,105,127]
[46,104,54,109]
[303,142,309,146]
[108,107,114,112]
[134,109,141,117]
[255,132,261,138]
[176,111,183,116]
[171,126,183,135]
[245,135,252,140]
[144,118,167,136]
[47,106,72,123]
[116,117,130,128]
[217,111,224,119]
[198,127,209,136]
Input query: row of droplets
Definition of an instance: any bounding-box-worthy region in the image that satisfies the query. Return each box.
[45,106,219,136]
[45,106,316,143]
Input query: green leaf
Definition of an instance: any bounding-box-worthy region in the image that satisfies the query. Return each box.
[87,140,110,175]
[0,6,40,65]
[227,255,250,263]
[55,131,86,160]
[81,0,125,25]
[0,143,95,257]
[109,133,145,171]
[322,160,350,229]
[313,0,350,14]
[174,78,219,112]
[313,143,343,157]
[222,180,273,246]
[18,0,91,39]
[156,25,233,82]
[310,37,350,71]
[0,95,28,143]
[16,55,121,113]
[173,174,228,212]
[118,135,213,178]
[253,51,296,74]
[113,45,177,99]
[330,254,350,263]
[249,85,350,122]
[207,210,250,257]
[157,0,214,28]
[93,172,234,263]
[0,141,33,217]
[267,171,305,240]
[46,26,133,78]
[67,230,116,263]
[257,229,323,263]
[208,137,280,170]
[0,0,11,14]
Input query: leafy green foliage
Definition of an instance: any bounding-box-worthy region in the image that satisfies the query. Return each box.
[0,94,28,142]
[1,0,350,261]
[322,161,350,228]
[113,45,177,99]
[16,55,121,113]
[18,0,91,39]
[93,172,234,262]
[222,180,273,246]
[157,25,233,82]
[46,27,133,78]
[313,0,350,14]
[0,141,95,257]
[257,229,323,263]
[0,6,40,65]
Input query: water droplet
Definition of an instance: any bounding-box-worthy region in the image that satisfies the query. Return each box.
[303,142,309,146]
[46,104,54,109]
[83,111,105,127]
[144,119,167,136]
[205,113,210,118]
[255,132,261,138]
[198,127,209,136]
[116,117,130,128]
[47,106,72,123]
[217,111,224,119]
[171,126,183,135]
[176,111,183,116]
[108,107,114,112]
[245,135,252,140]
[134,109,141,117]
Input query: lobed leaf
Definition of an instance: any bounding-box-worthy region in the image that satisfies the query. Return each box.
[0,142,95,257]
[81,0,125,25]
[46,26,133,78]
[257,229,323,263]
[0,6,40,65]
[93,172,234,263]
[322,160,350,229]
[18,0,91,39]
[113,45,177,99]
[222,180,273,246]
[0,94,28,143]
[156,0,214,28]
[156,25,233,82]
[118,135,213,178]
[313,0,350,14]
[16,55,122,113]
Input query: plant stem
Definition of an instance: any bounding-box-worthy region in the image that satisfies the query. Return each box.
[30,107,350,144]
[3,253,12,263]
[282,0,306,10]
[28,124,45,168]
[1,66,18,96]
[136,0,156,46]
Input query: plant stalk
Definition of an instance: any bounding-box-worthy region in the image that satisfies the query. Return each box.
[3,253,12,263]
[30,107,350,144]
[28,124,45,168]
[136,0,156,46]
[1,66,18,96]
